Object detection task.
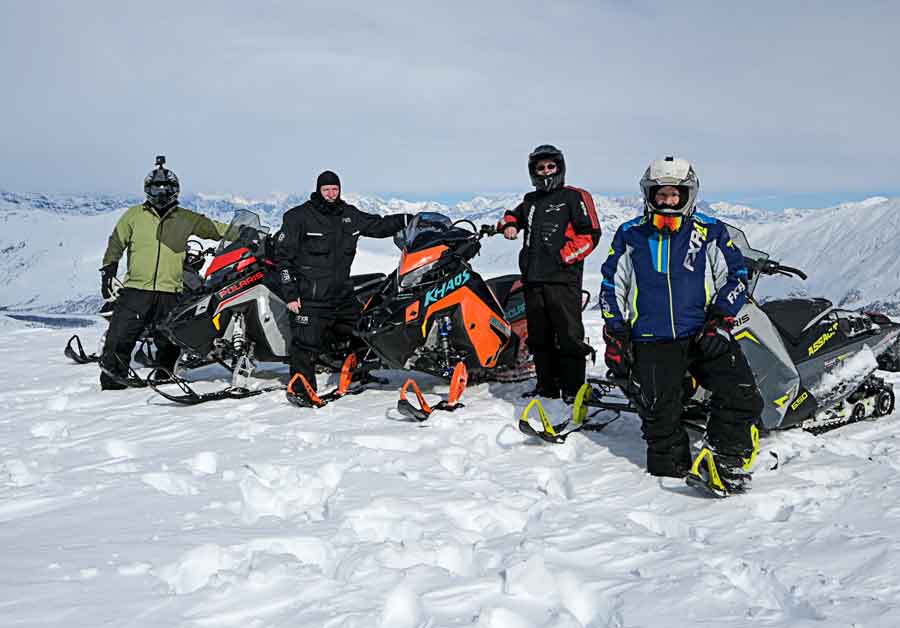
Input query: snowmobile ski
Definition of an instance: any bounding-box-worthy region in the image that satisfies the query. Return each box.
[517,383,620,443]
[397,362,468,421]
[685,425,760,498]
[65,334,99,364]
[286,353,390,409]
[148,367,283,404]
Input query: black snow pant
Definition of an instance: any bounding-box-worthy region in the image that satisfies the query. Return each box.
[630,337,764,477]
[99,288,180,388]
[288,297,359,392]
[524,282,588,397]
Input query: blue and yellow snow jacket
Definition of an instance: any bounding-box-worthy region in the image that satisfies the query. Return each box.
[599,212,749,341]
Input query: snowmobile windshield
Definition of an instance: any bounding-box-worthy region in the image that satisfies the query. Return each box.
[400,212,455,251]
[723,222,769,296]
[215,210,269,254]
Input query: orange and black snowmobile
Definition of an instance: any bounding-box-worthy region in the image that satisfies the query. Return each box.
[356,213,535,420]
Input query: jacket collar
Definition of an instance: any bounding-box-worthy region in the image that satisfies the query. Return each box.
[309,192,344,216]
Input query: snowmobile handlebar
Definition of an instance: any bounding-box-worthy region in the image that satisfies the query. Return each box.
[746,258,807,281]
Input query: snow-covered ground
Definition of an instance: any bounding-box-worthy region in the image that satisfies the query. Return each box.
[3,314,900,627]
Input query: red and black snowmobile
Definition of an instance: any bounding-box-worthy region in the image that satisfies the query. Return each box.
[148,210,385,404]
[64,238,210,369]
[356,212,581,420]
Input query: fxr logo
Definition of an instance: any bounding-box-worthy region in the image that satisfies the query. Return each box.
[682,223,708,271]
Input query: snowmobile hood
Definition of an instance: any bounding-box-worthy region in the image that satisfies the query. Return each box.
[399,245,449,278]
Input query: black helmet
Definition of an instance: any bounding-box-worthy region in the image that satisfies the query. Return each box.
[528,144,565,192]
[639,156,699,233]
[144,156,180,212]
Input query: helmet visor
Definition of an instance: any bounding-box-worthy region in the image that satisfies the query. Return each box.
[148,182,177,200]
[648,185,690,211]
[650,213,683,233]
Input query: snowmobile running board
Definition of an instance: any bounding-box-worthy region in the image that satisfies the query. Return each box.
[65,334,99,364]
[397,362,468,421]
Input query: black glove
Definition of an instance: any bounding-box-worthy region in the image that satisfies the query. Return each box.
[100,263,118,301]
[696,308,736,359]
[603,325,632,379]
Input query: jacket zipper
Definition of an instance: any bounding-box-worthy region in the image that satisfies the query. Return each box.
[666,234,676,338]
[151,208,171,291]
[331,212,342,297]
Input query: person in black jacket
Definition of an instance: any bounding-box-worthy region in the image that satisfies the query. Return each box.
[275,170,412,405]
[499,145,601,401]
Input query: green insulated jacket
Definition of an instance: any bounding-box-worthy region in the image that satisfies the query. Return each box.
[102,204,229,293]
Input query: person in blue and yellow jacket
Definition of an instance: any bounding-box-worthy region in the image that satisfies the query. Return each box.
[599,156,763,494]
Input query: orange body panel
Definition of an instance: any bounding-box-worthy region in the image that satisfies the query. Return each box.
[399,245,449,277]
[421,286,510,368]
[405,301,420,323]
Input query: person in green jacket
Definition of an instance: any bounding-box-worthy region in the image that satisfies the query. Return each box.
[99,156,229,390]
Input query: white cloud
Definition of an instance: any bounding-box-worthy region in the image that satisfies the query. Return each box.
[1,1,897,199]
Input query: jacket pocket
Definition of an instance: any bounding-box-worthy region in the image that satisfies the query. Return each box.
[304,233,330,256]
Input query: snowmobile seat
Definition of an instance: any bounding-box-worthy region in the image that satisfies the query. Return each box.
[351,273,386,292]
[760,297,833,345]
[486,274,521,308]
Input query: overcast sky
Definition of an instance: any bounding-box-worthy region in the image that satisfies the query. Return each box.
[2,1,898,207]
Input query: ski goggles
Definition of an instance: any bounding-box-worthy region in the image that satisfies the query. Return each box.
[148,183,177,198]
[535,162,558,173]
[650,212,683,232]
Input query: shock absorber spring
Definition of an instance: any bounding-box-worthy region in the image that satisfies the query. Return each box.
[231,313,246,356]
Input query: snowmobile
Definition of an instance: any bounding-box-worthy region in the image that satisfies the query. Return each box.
[522,221,900,445]
[356,212,586,420]
[147,209,387,404]
[64,238,210,368]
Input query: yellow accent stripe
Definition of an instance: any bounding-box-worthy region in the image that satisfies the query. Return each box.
[743,425,760,470]
[212,314,221,331]
[734,330,760,344]
[665,235,675,338]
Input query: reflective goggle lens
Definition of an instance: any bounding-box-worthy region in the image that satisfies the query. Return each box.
[650,213,683,232]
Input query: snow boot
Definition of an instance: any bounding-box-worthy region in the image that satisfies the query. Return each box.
[521,383,560,399]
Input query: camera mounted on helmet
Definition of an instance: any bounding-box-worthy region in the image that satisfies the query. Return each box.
[144,154,180,213]
[639,156,699,233]
[528,144,566,192]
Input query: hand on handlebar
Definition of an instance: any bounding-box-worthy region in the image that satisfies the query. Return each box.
[287,299,302,314]
[479,224,498,237]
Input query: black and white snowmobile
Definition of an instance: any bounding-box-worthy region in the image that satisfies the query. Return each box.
[522,221,899,444]
[64,238,210,368]
[147,210,386,404]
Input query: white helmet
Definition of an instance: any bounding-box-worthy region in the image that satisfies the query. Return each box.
[639,156,700,231]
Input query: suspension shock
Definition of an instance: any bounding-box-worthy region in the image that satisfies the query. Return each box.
[231,313,246,356]
[438,315,453,375]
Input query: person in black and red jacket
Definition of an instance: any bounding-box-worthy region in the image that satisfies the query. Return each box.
[499,145,601,401]
[275,170,412,405]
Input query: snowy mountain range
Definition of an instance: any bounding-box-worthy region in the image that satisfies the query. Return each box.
[1,189,897,315]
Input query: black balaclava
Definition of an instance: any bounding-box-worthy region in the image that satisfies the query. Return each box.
[316,170,341,202]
